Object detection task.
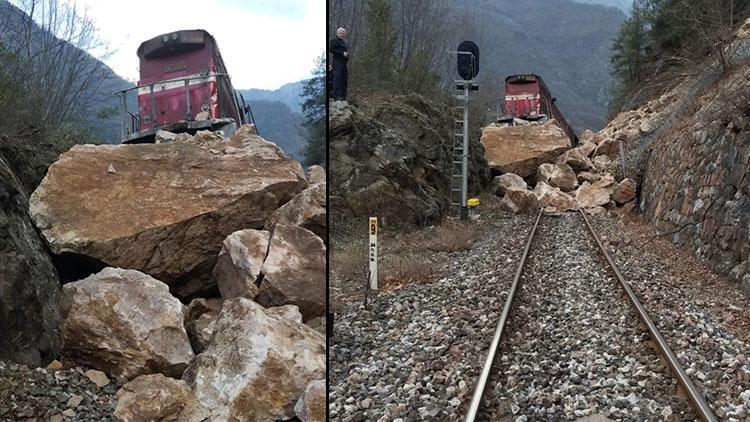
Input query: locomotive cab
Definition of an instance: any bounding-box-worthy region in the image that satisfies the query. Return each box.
[116,29,254,144]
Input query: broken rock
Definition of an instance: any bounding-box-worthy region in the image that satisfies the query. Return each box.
[534,182,577,212]
[294,379,326,422]
[481,122,571,177]
[184,298,222,354]
[255,225,326,320]
[268,305,304,324]
[305,165,326,185]
[612,178,637,204]
[113,373,194,422]
[556,147,593,172]
[213,229,270,300]
[549,163,578,192]
[500,187,539,214]
[536,163,555,185]
[62,268,193,379]
[575,180,613,209]
[182,298,326,421]
[593,137,620,159]
[492,173,527,196]
[29,127,307,295]
[264,183,326,241]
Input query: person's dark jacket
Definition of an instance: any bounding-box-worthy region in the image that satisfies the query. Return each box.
[329,37,349,64]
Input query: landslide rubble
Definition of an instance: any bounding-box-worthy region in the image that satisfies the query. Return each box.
[1,125,327,420]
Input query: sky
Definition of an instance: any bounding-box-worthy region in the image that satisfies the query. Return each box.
[14,0,325,90]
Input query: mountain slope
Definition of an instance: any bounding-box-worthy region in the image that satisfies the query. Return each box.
[454,0,626,131]
[240,81,305,114]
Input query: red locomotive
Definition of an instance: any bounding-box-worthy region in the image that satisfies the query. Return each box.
[117,29,253,143]
[499,74,578,145]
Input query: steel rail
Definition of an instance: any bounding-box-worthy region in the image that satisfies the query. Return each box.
[464,208,543,422]
[578,210,718,422]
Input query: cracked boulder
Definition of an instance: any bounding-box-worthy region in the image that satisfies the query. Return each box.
[182,298,326,421]
[534,182,577,212]
[114,373,197,422]
[481,121,571,178]
[61,267,193,379]
[213,229,271,300]
[492,173,527,196]
[575,176,616,209]
[255,225,326,321]
[29,126,307,297]
[549,163,578,192]
[500,187,539,214]
[264,183,326,241]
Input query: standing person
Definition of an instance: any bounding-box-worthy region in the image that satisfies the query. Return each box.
[329,27,349,101]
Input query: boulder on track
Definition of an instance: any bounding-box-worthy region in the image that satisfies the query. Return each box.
[575,176,615,209]
[481,121,571,178]
[61,267,194,379]
[549,163,578,192]
[213,229,270,300]
[492,173,527,196]
[182,298,326,421]
[255,225,326,321]
[500,187,539,214]
[534,182,577,212]
[29,126,307,297]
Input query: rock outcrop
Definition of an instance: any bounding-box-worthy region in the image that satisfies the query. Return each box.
[29,126,307,297]
[61,267,194,379]
[182,298,326,421]
[213,229,270,300]
[481,121,571,177]
[255,224,326,321]
[330,95,489,225]
[0,155,62,365]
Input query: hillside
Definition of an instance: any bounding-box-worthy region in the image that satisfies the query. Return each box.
[454,0,625,131]
[573,0,630,13]
[240,81,306,114]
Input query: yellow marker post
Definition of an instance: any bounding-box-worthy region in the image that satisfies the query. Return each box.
[369,217,378,290]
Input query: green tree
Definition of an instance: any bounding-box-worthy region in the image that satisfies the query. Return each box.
[352,0,398,93]
[301,53,326,167]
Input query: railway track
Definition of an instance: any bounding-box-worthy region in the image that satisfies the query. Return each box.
[464,210,718,421]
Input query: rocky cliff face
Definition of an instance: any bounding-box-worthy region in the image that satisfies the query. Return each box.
[640,63,750,287]
[592,22,750,290]
[329,95,490,226]
[0,154,62,365]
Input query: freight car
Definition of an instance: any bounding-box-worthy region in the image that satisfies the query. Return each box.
[498,74,578,145]
[117,29,255,143]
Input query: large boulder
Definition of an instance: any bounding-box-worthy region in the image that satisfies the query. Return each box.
[556,147,594,172]
[294,379,326,422]
[255,225,326,321]
[0,156,62,365]
[264,183,326,241]
[113,374,195,422]
[500,187,539,214]
[575,176,616,209]
[549,163,578,192]
[481,121,571,178]
[213,229,271,300]
[612,178,637,204]
[29,127,307,297]
[61,267,194,379]
[182,298,326,421]
[534,182,577,212]
[492,173,527,196]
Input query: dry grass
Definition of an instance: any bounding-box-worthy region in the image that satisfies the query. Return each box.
[382,255,435,292]
[424,220,480,253]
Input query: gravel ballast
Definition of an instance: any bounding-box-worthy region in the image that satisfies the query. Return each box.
[330,210,750,421]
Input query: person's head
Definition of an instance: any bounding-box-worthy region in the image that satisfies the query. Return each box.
[336,27,346,39]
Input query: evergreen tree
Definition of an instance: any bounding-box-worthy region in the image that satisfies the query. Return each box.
[352,0,398,92]
[301,53,326,167]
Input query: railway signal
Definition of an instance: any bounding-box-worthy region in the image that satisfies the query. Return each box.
[451,41,479,220]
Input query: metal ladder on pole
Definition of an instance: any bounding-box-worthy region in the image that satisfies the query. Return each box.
[451,81,469,216]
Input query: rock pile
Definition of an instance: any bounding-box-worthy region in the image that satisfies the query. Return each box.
[491,130,636,214]
[19,126,326,421]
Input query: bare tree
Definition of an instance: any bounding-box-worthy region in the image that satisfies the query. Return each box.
[0,0,112,135]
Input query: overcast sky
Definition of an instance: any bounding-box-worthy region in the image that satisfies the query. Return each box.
[16,0,324,90]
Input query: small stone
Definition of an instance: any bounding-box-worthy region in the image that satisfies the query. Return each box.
[66,394,83,409]
[360,398,372,409]
[62,409,76,418]
[84,369,110,388]
[661,406,672,418]
[47,360,63,370]
[107,163,116,174]
[49,415,63,422]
